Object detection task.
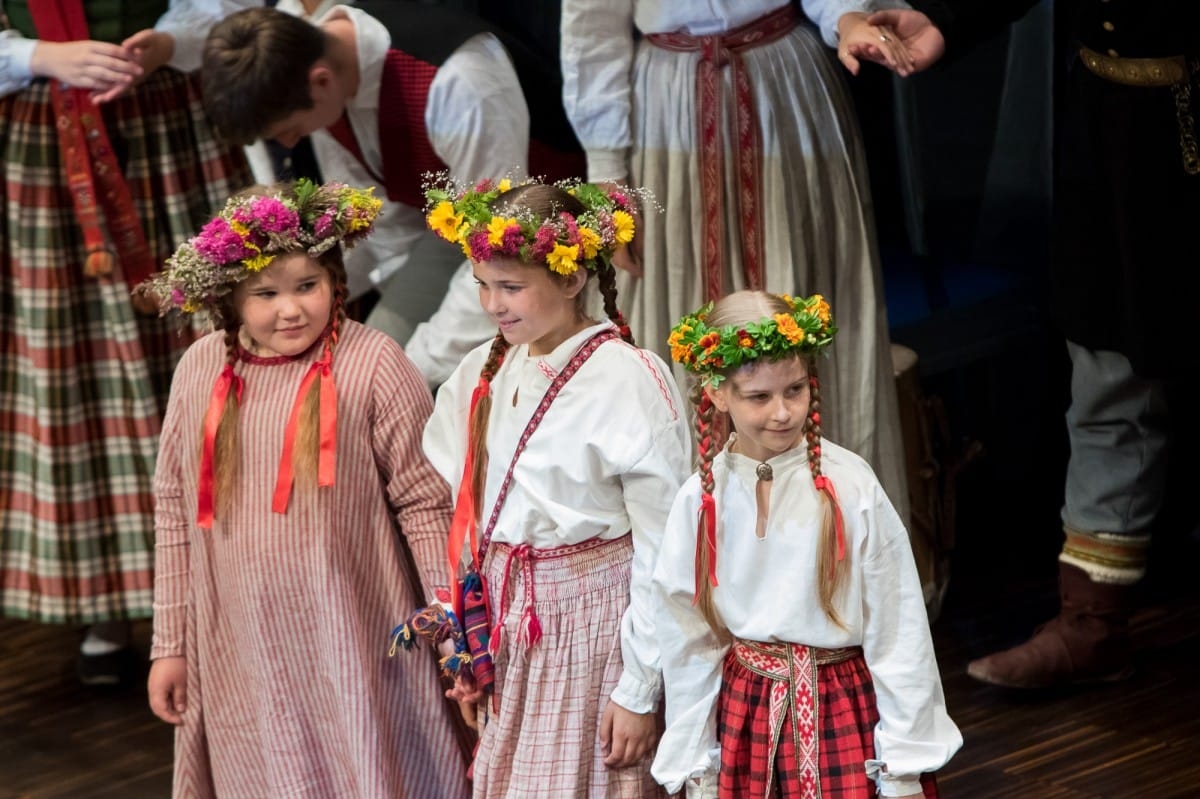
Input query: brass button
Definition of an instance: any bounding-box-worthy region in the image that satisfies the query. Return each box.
[1107,48,1119,57]
[1102,21,1115,31]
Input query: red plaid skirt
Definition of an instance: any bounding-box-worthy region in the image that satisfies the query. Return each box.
[718,640,939,798]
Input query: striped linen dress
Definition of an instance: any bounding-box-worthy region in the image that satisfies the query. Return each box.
[151,321,470,798]
[0,67,251,623]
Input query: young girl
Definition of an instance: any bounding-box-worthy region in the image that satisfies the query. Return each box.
[143,180,470,798]
[653,290,961,798]
[420,177,693,797]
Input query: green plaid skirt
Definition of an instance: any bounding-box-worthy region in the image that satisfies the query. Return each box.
[0,69,250,623]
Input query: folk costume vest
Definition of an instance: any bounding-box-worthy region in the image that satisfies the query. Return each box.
[331,1,584,210]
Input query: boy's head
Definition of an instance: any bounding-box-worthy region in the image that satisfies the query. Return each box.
[202,7,343,147]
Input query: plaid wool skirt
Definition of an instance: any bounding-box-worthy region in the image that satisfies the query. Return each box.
[0,69,250,623]
[719,640,939,799]
[473,534,663,798]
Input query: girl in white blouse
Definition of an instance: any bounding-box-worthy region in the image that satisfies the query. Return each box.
[421,177,692,798]
[654,290,961,798]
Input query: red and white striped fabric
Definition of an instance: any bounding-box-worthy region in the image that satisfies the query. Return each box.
[151,321,469,798]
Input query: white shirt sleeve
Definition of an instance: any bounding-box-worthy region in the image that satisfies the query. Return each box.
[650,480,725,794]
[560,0,636,182]
[426,32,529,183]
[0,32,37,97]
[860,482,962,797]
[611,398,694,713]
[156,0,259,73]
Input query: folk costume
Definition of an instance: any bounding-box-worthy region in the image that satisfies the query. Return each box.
[146,183,470,798]
[420,177,692,798]
[560,0,911,527]
[302,1,584,386]
[0,0,251,624]
[655,294,960,798]
[907,0,1200,688]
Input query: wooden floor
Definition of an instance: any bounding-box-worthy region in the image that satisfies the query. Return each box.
[3,543,1197,798]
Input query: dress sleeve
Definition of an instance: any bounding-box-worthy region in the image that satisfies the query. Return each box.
[859,482,962,796]
[373,340,455,602]
[0,32,37,98]
[150,356,197,660]
[560,0,635,182]
[649,481,725,795]
[610,406,693,713]
[426,32,530,181]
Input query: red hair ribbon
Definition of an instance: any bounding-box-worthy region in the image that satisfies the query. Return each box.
[272,346,337,514]
[693,492,719,602]
[447,377,491,598]
[196,365,244,529]
[813,475,846,564]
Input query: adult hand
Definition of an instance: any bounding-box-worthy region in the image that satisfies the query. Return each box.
[29,40,142,93]
[92,29,176,104]
[599,700,657,768]
[866,10,947,73]
[838,12,916,76]
[147,656,188,725]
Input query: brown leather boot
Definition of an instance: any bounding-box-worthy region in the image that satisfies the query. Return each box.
[966,563,1136,688]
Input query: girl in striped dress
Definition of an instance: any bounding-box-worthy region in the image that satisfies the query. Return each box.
[143,180,470,799]
[653,290,961,798]
[420,177,692,797]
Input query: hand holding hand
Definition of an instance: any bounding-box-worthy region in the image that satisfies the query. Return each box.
[92,29,176,104]
[837,12,916,76]
[148,656,188,725]
[29,40,142,93]
[600,700,658,768]
[865,10,947,74]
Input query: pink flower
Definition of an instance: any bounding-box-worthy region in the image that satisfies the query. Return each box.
[467,230,494,262]
[248,197,300,234]
[171,288,185,305]
[559,212,580,245]
[194,218,252,263]
[474,178,493,193]
[313,210,335,239]
[607,190,629,209]
[500,224,525,255]
[531,223,558,260]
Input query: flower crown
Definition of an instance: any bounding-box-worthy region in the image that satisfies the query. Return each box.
[143,179,383,319]
[669,294,837,386]
[424,174,638,275]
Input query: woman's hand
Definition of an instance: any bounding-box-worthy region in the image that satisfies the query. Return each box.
[92,29,176,104]
[837,12,916,77]
[600,700,658,768]
[29,40,142,93]
[147,656,188,725]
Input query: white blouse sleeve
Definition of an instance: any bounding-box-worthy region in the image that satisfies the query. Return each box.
[650,479,725,794]
[0,32,36,97]
[859,482,962,797]
[560,0,636,182]
[426,32,530,182]
[610,405,693,713]
[156,0,259,73]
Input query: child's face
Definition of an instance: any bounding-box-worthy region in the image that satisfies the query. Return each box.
[473,256,587,356]
[233,253,333,358]
[709,357,811,464]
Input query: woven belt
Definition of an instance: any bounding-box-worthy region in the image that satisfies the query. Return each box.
[1079,46,1186,87]
[646,5,800,303]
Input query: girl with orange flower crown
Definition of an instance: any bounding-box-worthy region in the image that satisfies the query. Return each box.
[653,290,961,799]
[141,180,471,798]
[419,175,692,797]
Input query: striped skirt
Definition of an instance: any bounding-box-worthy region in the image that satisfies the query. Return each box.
[0,69,250,623]
[625,19,909,527]
[719,640,938,798]
[473,534,663,798]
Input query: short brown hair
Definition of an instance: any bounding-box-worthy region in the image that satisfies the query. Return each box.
[202,7,326,145]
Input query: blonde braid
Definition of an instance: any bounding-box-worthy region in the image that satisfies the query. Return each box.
[468,333,511,518]
[211,319,243,520]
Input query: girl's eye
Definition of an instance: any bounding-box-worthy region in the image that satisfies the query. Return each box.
[298,281,316,292]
